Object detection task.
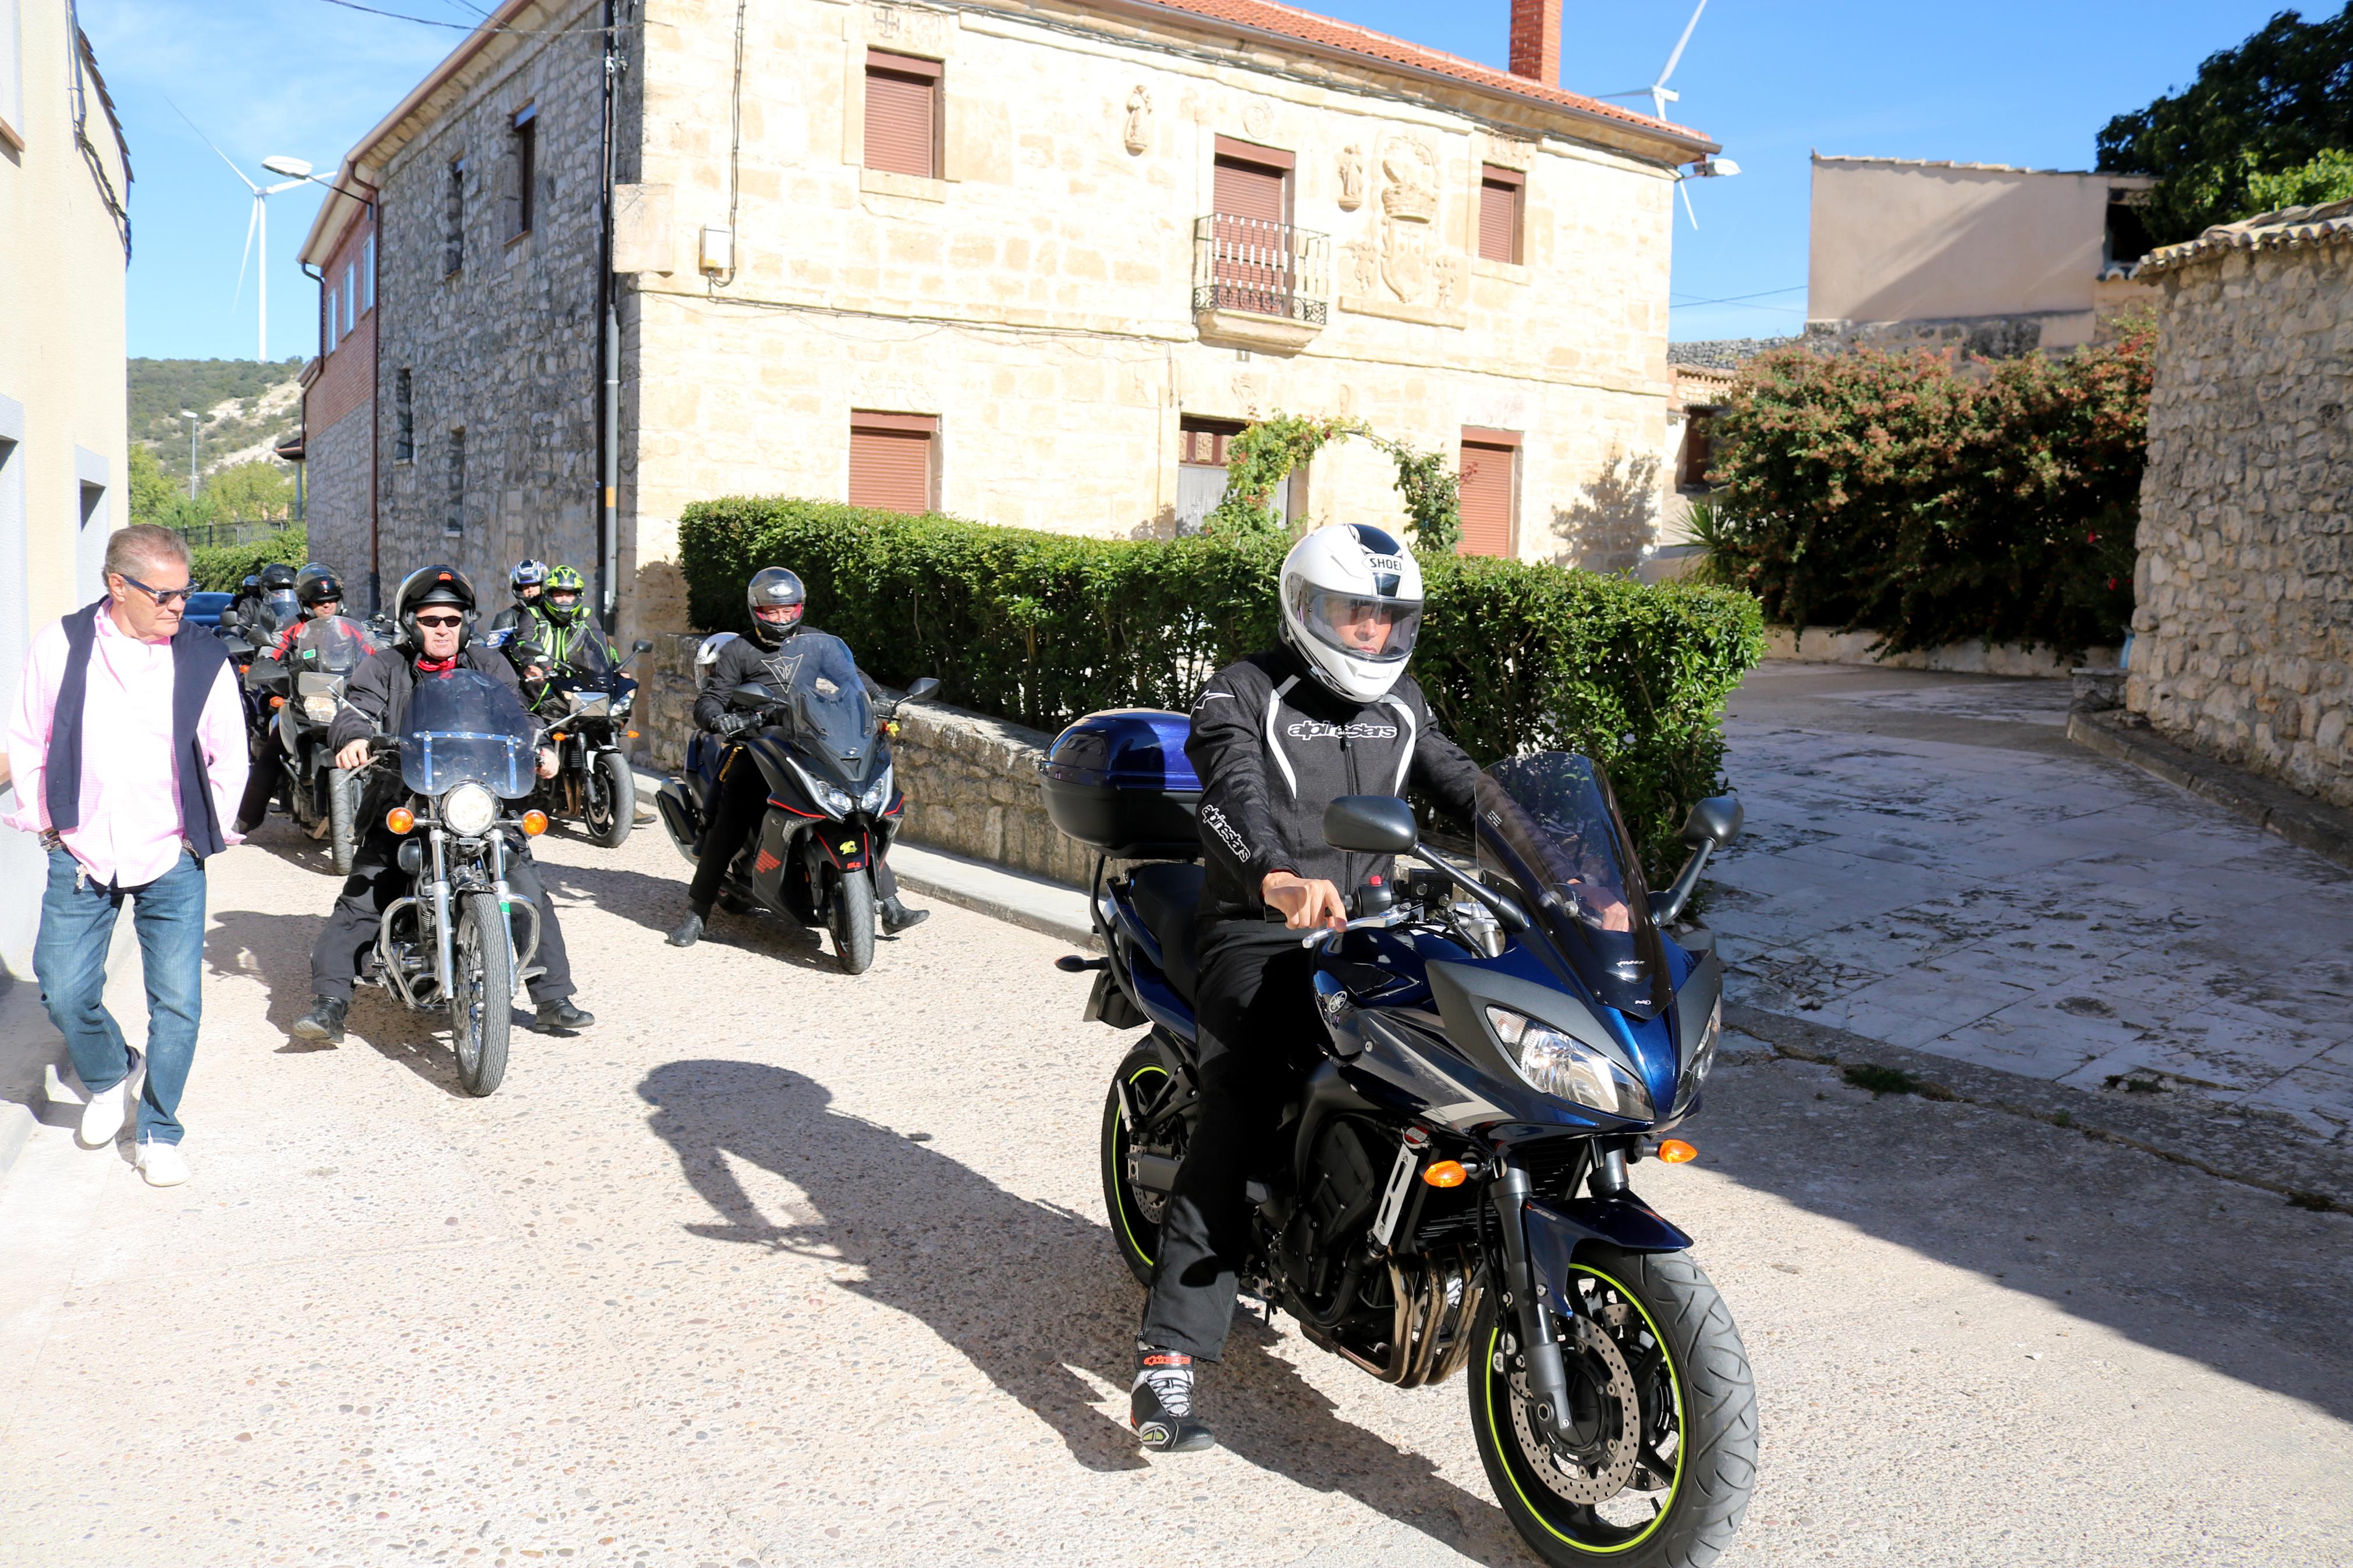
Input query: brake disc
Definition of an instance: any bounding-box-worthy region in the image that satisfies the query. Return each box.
[1509,1318,1642,1505]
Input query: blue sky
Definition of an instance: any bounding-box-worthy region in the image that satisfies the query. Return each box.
[90,0,2295,358]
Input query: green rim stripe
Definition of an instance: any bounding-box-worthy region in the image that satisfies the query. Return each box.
[1482,1262,1685,1555]
[1111,1065,1169,1270]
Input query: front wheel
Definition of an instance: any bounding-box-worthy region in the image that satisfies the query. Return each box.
[829,867,876,975]
[1471,1246,1755,1568]
[449,891,513,1097]
[584,749,634,848]
[327,766,360,876]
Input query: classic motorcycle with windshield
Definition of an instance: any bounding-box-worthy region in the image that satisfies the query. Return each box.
[1045,711,1757,1567]
[354,668,553,1097]
[489,625,654,848]
[653,631,938,975]
[242,614,382,874]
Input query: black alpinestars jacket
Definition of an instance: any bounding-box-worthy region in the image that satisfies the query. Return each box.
[1187,648,1481,923]
[691,627,879,733]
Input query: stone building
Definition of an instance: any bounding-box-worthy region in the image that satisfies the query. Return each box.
[0,6,132,973]
[295,0,1715,637]
[2126,199,2353,810]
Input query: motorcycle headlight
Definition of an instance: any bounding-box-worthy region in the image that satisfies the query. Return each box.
[857,766,893,814]
[1672,996,1723,1116]
[442,781,498,838]
[792,759,856,816]
[301,694,339,723]
[1486,1006,1655,1122]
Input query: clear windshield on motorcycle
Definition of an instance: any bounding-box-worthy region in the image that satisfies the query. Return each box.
[1474,753,1671,1019]
[763,633,876,770]
[260,589,301,635]
[399,669,540,799]
[293,614,380,674]
[558,634,614,679]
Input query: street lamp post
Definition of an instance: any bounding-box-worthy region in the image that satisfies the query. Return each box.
[182,409,200,499]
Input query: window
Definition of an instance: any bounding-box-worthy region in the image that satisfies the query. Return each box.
[847,411,936,514]
[1479,164,1525,265]
[443,157,466,275]
[0,0,23,150]
[363,234,376,311]
[863,50,941,179]
[510,105,537,237]
[1209,140,1294,315]
[446,428,466,537]
[1457,429,1520,557]
[343,264,358,336]
[1176,416,1246,534]
[1680,409,1718,491]
[394,370,415,462]
[325,287,339,353]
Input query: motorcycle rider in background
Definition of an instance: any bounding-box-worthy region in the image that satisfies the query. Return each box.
[231,564,354,835]
[230,562,300,640]
[527,566,618,675]
[290,566,595,1044]
[663,567,929,948]
[1128,522,1480,1455]
[491,559,551,637]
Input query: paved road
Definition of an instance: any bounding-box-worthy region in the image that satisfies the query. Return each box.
[2,733,2350,1566]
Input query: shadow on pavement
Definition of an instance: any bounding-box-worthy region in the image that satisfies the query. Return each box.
[542,858,877,973]
[638,1059,1524,1564]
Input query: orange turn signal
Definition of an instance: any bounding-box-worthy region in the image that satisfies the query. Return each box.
[520,810,548,837]
[385,806,415,834]
[269,695,285,709]
[550,731,567,744]
[1658,1139,1698,1164]
[1422,1160,1468,1188]
[624,730,639,739]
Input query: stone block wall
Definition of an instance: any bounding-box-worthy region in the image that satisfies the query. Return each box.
[303,403,372,603]
[2128,238,2353,809]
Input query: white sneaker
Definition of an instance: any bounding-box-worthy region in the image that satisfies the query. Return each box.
[135,1139,190,1187]
[77,1058,145,1149]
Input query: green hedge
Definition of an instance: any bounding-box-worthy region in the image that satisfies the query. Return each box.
[187,525,309,592]
[1704,322,2151,655]
[678,500,1763,875]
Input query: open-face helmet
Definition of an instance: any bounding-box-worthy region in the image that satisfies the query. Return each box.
[510,559,549,597]
[393,564,478,645]
[744,567,805,648]
[1277,524,1424,705]
[542,565,590,626]
[296,563,344,611]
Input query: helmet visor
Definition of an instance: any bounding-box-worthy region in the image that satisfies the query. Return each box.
[1286,580,1421,664]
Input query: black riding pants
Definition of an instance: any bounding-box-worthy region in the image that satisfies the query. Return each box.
[1138,919,1324,1362]
[309,836,574,1005]
[686,745,898,916]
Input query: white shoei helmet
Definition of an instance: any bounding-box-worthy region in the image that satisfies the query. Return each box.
[1278,523,1425,705]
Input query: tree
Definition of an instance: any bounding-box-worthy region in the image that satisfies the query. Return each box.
[202,460,296,521]
[126,443,178,527]
[2096,6,2353,247]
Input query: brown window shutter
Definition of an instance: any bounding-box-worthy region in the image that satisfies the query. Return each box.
[1479,165,1524,265]
[1213,155,1287,225]
[850,413,937,513]
[864,51,940,179]
[1457,438,1517,557]
[1681,411,1716,489]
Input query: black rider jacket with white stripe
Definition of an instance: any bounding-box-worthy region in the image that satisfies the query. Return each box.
[1187,646,1482,923]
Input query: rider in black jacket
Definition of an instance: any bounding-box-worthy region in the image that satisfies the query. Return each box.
[290,566,595,1043]
[1130,522,1479,1455]
[663,567,928,947]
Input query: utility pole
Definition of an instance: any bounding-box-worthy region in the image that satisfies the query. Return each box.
[182,409,200,499]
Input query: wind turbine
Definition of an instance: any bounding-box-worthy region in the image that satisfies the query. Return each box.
[1594,2,1738,228]
[168,99,310,361]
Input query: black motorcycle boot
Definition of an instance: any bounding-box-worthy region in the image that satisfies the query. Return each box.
[532,999,596,1033]
[1131,1347,1215,1453]
[666,911,705,948]
[879,897,930,934]
[292,995,348,1044]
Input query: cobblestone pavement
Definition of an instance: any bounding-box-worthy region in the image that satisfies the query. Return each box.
[1717,663,2353,1144]
[1,785,2349,1566]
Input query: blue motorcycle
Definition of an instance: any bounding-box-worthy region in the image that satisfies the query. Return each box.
[1044,709,1757,1567]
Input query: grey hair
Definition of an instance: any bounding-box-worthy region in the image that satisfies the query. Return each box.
[104,524,194,584]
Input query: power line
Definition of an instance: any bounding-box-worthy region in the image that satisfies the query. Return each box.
[1668,284,1807,307]
[306,0,611,36]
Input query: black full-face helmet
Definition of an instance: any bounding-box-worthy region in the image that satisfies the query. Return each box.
[393,564,479,645]
[744,567,805,648]
[296,563,345,611]
[258,562,299,593]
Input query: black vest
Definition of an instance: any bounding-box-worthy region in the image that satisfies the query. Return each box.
[44,600,232,863]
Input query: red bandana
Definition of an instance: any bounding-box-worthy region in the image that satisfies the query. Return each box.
[414,654,462,676]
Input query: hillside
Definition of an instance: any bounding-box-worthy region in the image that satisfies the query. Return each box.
[129,358,305,476]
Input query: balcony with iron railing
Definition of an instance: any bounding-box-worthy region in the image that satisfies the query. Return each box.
[1192,214,1331,352]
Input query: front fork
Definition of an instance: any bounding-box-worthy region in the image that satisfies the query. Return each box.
[1489,1155,1578,1446]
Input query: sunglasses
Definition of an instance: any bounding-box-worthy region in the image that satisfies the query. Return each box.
[120,573,196,605]
[414,613,466,629]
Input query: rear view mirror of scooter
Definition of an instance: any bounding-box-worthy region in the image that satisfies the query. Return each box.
[1322,794,1418,854]
[903,676,942,704]
[726,682,775,712]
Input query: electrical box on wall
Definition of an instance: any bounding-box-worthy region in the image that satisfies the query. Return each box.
[699,226,734,275]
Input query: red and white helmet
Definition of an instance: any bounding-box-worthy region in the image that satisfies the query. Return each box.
[1278,524,1424,705]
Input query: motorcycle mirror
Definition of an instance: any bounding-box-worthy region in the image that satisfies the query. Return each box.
[1323,794,1418,855]
[632,639,654,653]
[726,681,775,712]
[904,676,941,704]
[1680,795,1744,848]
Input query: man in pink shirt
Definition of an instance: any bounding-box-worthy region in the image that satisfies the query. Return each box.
[4,525,248,1187]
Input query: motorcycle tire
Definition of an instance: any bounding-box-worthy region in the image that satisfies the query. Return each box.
[1469,1244,1756,1568]
[829,867,876,975]
[1101,1043,1179,1288]
[585,750,634,849]
[328,767,361,877]
[449,891,513,1098]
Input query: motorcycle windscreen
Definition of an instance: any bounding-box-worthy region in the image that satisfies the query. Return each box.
[770,633,876,775]
[399,669,540,799]
[1474,753,1671,1019]
[559,634,613,678]
[293,614,379,673]
[261,589,302,635]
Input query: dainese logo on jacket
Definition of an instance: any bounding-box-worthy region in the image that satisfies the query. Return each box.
[1286,719,1399,741]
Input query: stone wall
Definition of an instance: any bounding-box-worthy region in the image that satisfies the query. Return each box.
[2128,216,2353,810]
[303,401,372,605]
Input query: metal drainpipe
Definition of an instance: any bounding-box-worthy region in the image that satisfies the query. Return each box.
[595,0,622,634]
[369,200,383,615]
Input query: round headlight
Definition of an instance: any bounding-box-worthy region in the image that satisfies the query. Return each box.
[442,781,498,837]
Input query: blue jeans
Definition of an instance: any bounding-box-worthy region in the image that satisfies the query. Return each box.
[33,847,208,1146]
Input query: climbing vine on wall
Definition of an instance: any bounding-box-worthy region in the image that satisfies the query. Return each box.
[1199,411,1464,554]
